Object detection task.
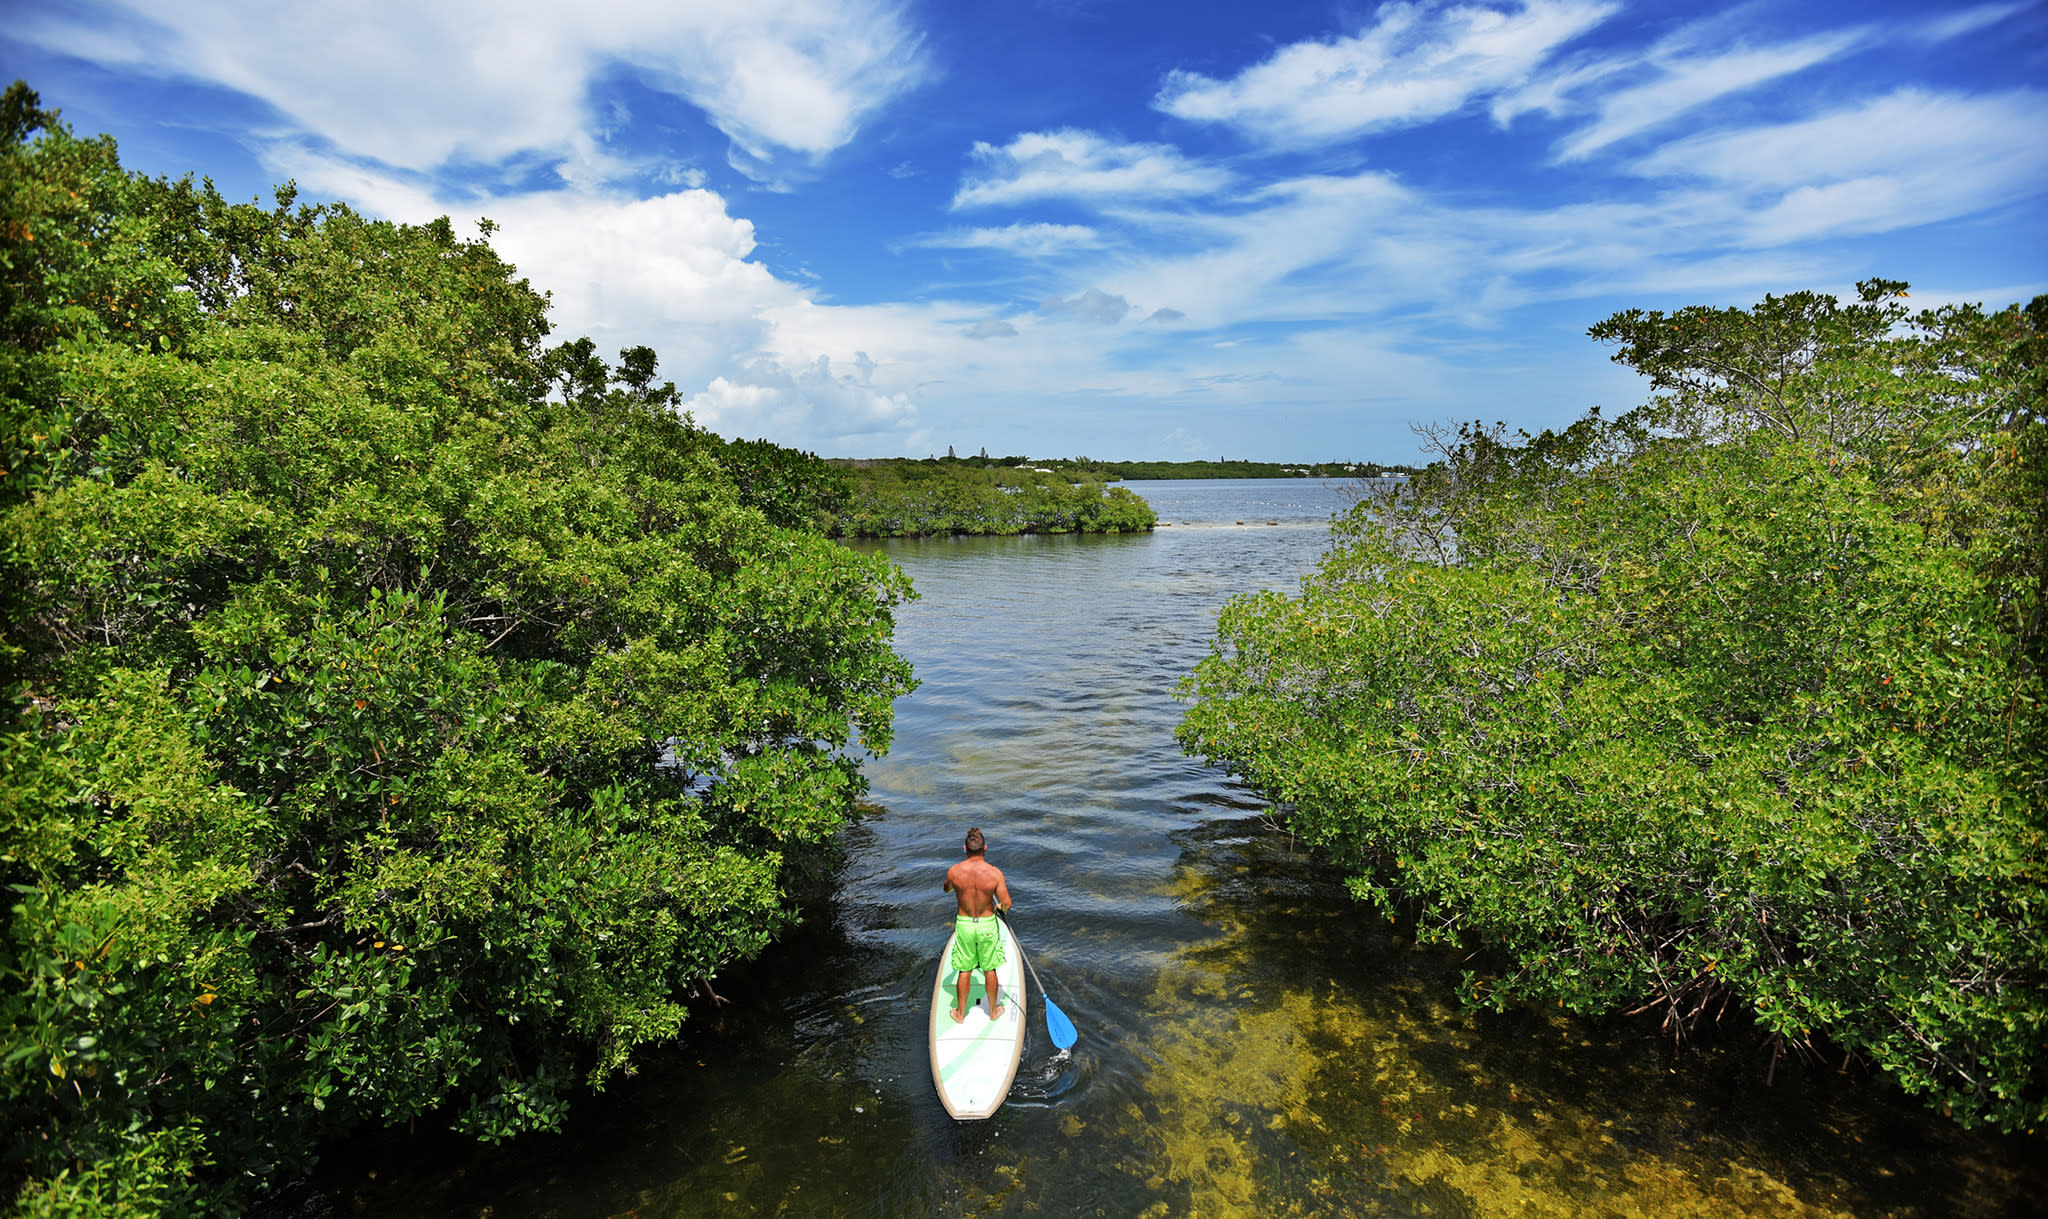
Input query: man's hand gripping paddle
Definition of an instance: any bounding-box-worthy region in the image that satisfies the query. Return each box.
[1000,910,1077,1051]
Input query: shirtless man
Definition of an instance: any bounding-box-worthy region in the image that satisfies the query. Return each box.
[943,827,1014,1023]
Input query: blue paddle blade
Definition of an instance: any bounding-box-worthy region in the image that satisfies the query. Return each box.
[1043,996,1078,1050]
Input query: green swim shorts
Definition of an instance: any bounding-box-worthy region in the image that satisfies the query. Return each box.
[950,914,1006,973]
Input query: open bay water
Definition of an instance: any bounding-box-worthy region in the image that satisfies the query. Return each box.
[309,480,2039,1217]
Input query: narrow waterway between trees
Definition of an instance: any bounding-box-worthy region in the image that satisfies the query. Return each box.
[311,480,2040,1217]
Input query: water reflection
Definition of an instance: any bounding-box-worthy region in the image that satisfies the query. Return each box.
[299,482,2038,1217]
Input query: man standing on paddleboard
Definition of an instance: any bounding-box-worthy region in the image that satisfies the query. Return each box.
[943,827,1013,1023]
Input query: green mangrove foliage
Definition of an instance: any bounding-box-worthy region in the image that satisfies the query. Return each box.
[829,458,1155,536]
[0,87,915,1214]
[1179,281,2047,1132]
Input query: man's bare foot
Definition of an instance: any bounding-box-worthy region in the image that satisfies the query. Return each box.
[987,1004,1005,1021]
[950,1006,967,1024]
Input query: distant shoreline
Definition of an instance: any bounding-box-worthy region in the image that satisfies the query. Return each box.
[826,456,1418,481]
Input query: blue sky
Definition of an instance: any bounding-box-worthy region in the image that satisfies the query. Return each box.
[5,0,2045,460]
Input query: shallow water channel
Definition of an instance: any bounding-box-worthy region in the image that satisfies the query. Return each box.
[314,480,2040,1217]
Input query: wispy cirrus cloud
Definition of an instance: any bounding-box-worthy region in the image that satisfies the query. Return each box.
[1914,2,2032,43]
[1543,29,1865,160]
[1154,0,1614,147]
[1632,87,2048,244]
[909,222,1105,256]
[951,129,1231,208]
[11,0,931,181]
[1499,2,2031,163]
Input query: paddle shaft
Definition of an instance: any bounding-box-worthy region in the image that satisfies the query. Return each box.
[1003,910,1051,996]
[998,910,1077,1048]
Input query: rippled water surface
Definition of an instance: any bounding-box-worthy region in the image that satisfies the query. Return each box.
[316,481,2040,1217]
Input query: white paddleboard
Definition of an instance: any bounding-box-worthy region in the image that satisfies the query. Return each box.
[928,916,1027,1120]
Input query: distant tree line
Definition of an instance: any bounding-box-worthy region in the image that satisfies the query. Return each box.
[843,454,1416,480]
[1179,280,2047,1133]
[1080,458,1416,480]
[0,85,912,1214]
[827,459,1155,537]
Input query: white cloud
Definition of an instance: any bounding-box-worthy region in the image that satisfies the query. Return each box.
[1057,158,1873,337]
[15,0,929,179]
[272,148,937,447]
[1040,289,1134,324]
[964,319,1019,338]
[280,145,805,363]
[1487,55,1630,124]
[911,223,1105,256]
[1880,279,2048,316]
[1915,2,2030,43]
[1154,0,1614,146]
[1504,7,2020,163]
[655,164,711,189]
[682,354,915,442]
[1549,29,1864,161]
[952,129,1230,208]
[1633,89,2048,243]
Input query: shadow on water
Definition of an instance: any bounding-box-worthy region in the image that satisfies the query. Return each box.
[287,484,2041,1218]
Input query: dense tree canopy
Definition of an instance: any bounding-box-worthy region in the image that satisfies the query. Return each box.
[1180,280,2047,1132]
[0,85,914,1213]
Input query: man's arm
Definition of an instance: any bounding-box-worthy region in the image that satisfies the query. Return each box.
[943,861,957,893]
[994,872,1013,913]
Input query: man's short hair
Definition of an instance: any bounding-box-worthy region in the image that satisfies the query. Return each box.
[965,827,986,854]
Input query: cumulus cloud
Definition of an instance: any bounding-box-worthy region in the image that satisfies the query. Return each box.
[682,352,914,441]
[1146,307,1187,323]
[482,190,807,373]
[1154,0,1614,147]
[1040,289,1134,324]
[965,319,1019,338]
[12,0,930,179]
[266,148,938,447]
[952,129,1230,208]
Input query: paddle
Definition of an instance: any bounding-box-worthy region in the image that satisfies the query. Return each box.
[1000,909,1077,1050]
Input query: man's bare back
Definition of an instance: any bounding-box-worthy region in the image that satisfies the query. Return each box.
[945,856,1011,917]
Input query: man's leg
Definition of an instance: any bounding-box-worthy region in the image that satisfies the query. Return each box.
[953,969,970,1023]
[984,969,1004,1020]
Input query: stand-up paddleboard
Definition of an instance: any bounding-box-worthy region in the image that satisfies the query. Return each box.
[928,916,1027,1120]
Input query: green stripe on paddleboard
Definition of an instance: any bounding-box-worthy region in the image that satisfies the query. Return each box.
[936,988,1020,1084]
